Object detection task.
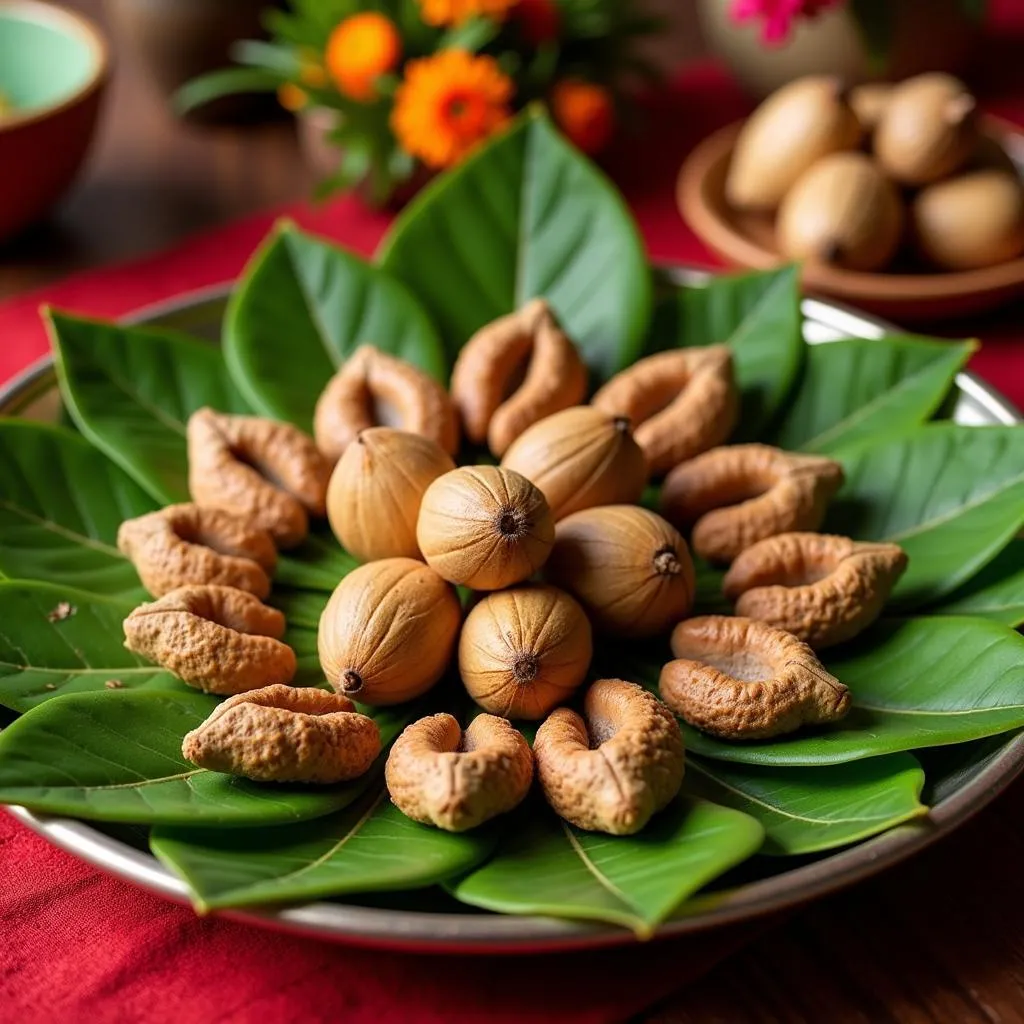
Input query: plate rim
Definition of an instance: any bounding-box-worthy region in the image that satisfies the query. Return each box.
[4,278,1022,954]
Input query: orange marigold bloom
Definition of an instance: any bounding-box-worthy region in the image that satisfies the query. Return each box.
[418,0,516,27]
[551,79,615,155]
[392,50,513,169]
[326,12,402,102]
[299,50,327,90]
[278,83,308,111]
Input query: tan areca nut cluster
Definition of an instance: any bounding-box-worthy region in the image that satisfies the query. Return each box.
[115,297,905,831]
[726,73,1024,272]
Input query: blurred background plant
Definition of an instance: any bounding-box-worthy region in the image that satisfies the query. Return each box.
[700,0,988,97]
[177,0,663,206]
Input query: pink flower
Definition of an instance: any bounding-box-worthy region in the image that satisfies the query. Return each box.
[730,0,843,46]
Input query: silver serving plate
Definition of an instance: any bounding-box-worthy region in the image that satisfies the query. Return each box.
[4,275,1022,953]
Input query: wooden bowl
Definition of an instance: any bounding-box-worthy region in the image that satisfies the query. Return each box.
[678,118,1024,321]
[0,1,109,243]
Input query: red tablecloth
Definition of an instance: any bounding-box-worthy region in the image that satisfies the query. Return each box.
[3,41,1024,1024]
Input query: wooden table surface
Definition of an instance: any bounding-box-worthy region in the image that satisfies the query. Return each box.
[3,4,1023,1022]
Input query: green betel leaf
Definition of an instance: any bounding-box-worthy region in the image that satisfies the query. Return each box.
[48,311,250,504]
[684,753,927,855]
[0,690,408,826]
[270,587,329,630]
[450,797,764,938]
[770,336,976,453]
[0,582,192,712]
[681,616,1024,766]
[649,266,803,437]
[224,223,447,433]
[829,424,1024,605]
[273,527,359,593]
[0,421,155,597]
[930,540,1024,627]
[151,789,496,911]
[378,110,651,378]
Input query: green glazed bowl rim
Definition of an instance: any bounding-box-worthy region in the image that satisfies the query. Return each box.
[0,0,109,133]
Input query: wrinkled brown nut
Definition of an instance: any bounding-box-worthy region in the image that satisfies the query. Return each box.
[459,584,593,720]
[313,346,459,461]
[545,506,695,638]
[660,616,850,740]
[592,346,739,475]
[417,465,554,590]
[187,408,332,548]
[450,299,588,458]
[501,407,648,521]
[660,444,844,564]
[123,584,296,695]
[117,503,277,599]
[722,532,908,649]
[318,558,462,706]
[533,679,685,835]
[181,684,381,783]
[385,713,534,831]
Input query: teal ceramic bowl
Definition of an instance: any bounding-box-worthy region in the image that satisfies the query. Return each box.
[0,1,108,242]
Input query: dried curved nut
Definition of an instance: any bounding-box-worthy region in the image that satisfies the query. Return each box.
[181,684,380,783]
[592,346,738,475]
[314,346,459,461]
[117,503,277,599]
[459,584,593,720]
[660,616,850,740]
[451,299,588,458]
[187,407,332,548]
[660,444,844,564]
[722,532,908,649]
[534,679,684,835]
[385,713,534,831]
[123,584,296,695]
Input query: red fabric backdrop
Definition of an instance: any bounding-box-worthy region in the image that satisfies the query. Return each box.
[2,18,1024,1024]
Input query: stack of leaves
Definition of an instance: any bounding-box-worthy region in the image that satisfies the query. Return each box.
[0,111,1022,938]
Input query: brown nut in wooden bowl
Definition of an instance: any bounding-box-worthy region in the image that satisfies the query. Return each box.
[313,346,459,461]
[660,616,850,740]
[591,346,738,475]
[182,684,381,784]
[660,444,844,563]
[534,679,685,835]
[117,503,277,599]
[450,299,588,458]
[123,584,296,695]
[723,532,908,649]
[385,713,534,832]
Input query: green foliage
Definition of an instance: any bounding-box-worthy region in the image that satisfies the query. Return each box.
[225,223,446,431]
[379,110,651,377]
[451,798,764,936]
[152,790,496,911]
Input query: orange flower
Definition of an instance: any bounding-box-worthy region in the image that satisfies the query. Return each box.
[392,50,513,168]
[551,79,615,155]
[299,49,327,89]
[418,0,516,27]
[325,13,402,102]
[278,83,308,111]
